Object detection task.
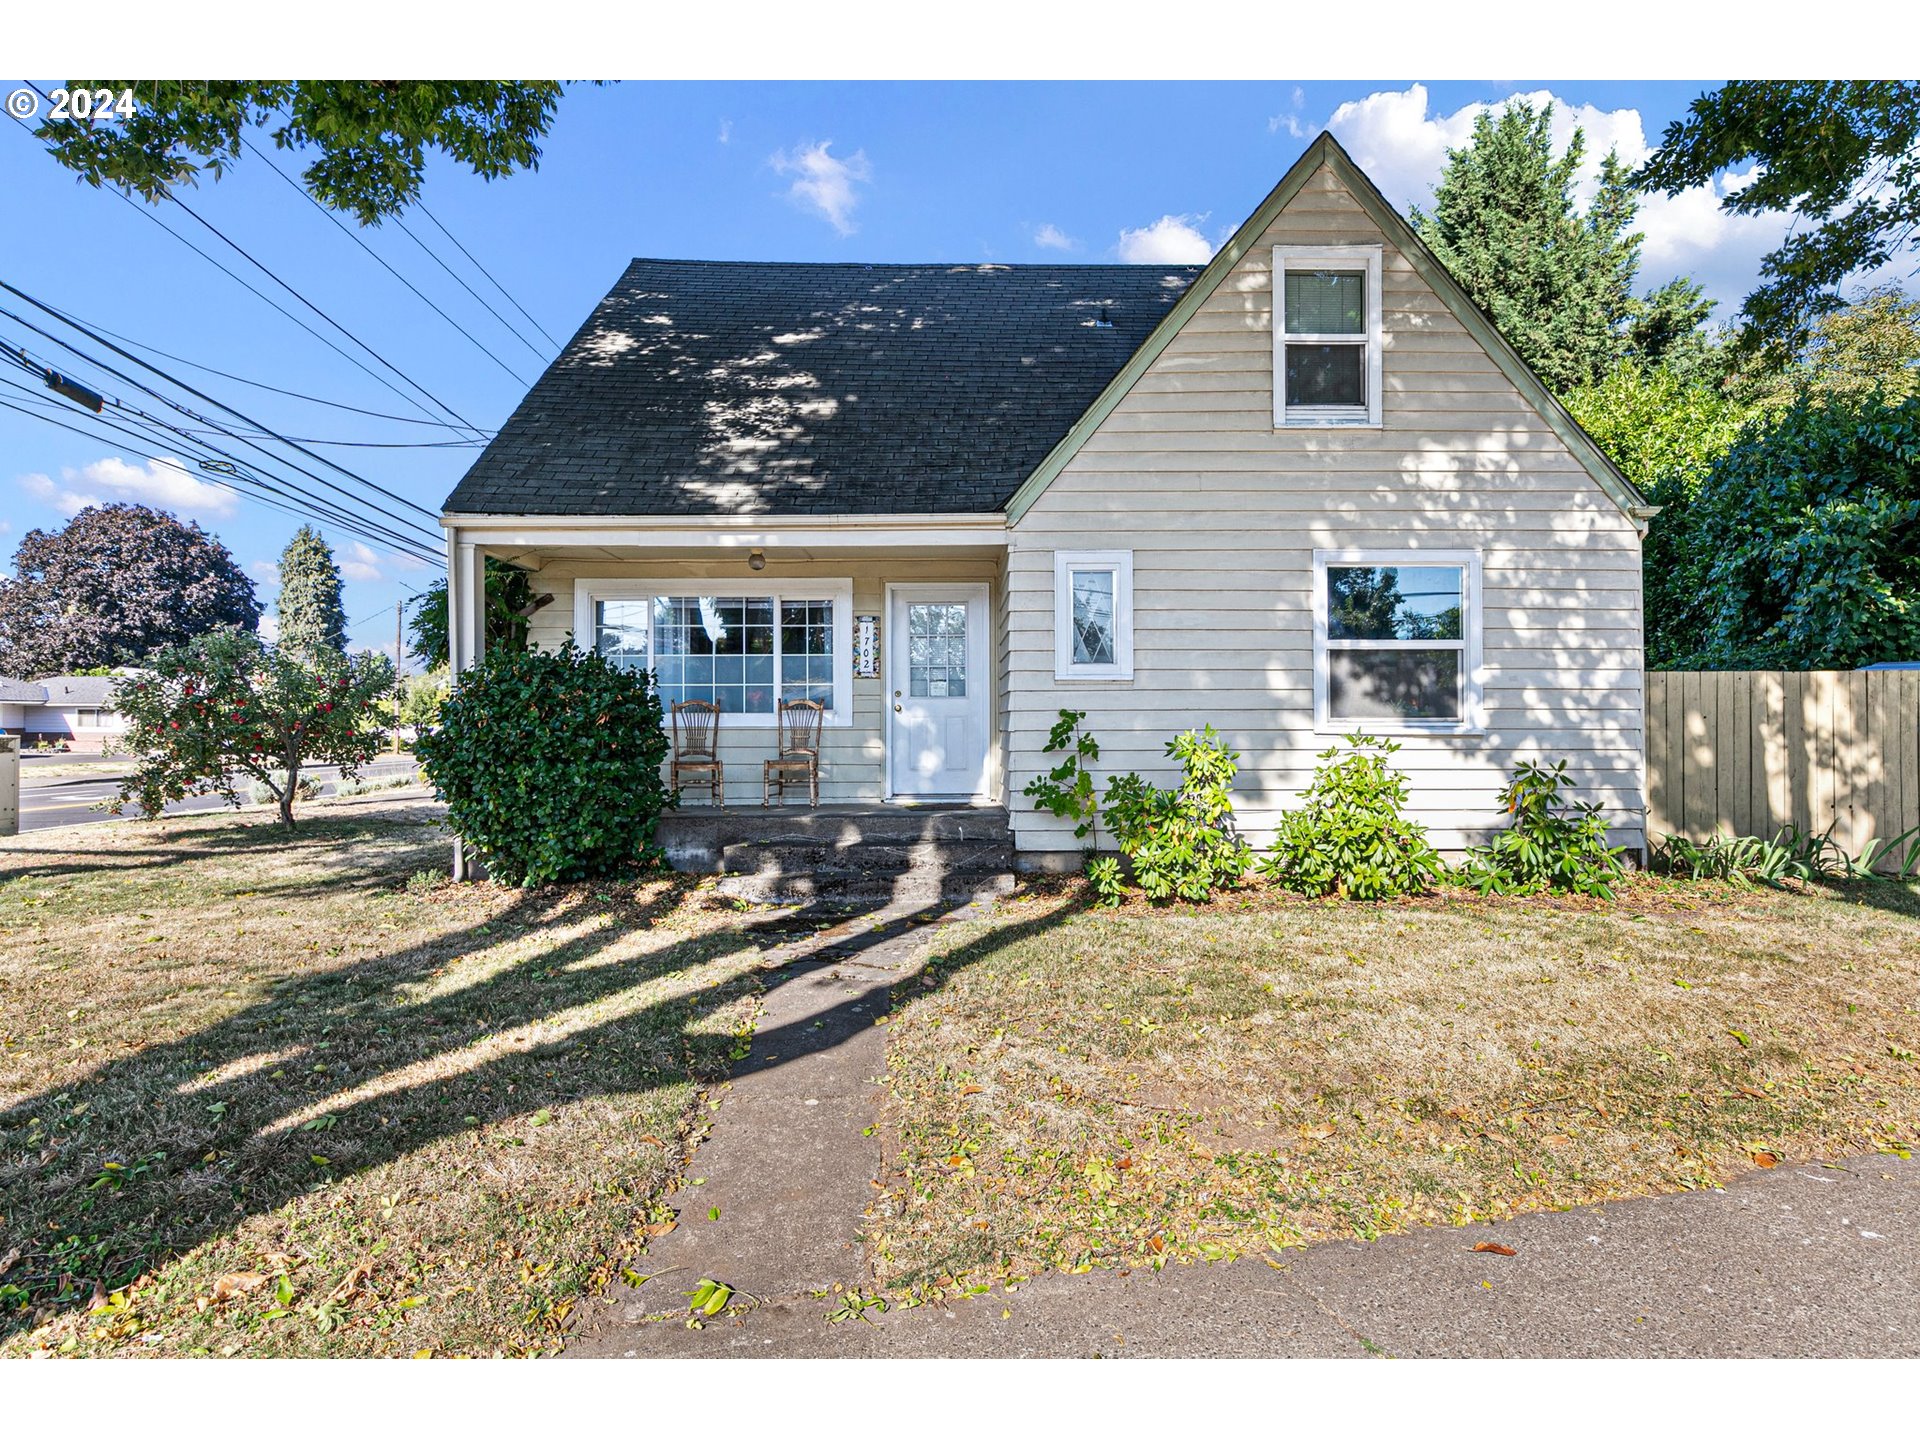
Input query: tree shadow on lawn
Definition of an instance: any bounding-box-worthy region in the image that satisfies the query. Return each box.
[0,824,1077,1344]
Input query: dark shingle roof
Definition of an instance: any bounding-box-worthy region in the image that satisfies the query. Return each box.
[443,259,1199,517]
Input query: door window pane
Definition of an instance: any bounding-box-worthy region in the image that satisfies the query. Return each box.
[908,602,967,698]
[1328,649,1461,721]
[1285,344,1365,407]
[1069,568,1116,666]
[1327,566,1464,641]
[1284,269,1365,334]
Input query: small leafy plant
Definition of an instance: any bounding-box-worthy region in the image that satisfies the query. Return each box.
[1260,733,1445,899]
[1022,708,1101,849]
[1085,854,1125,906]
[1462,758,1627,899]
[1101,725,1251,903]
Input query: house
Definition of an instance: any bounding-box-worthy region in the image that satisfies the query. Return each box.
[0,674,129,752]
[440,132,1651,868]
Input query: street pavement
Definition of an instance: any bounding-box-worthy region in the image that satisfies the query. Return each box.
[9,755,422,833]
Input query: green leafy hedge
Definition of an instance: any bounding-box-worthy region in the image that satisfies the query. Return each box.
[1260,733,1444,899]
[417,644,672,886]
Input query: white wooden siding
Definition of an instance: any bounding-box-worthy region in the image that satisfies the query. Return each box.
[1006,163,1645,855]
[517,555,1002,805]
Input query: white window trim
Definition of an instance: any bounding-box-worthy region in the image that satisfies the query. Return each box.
[1273,244,1384,429]
[1053,549,1134,681]
[571,577,855,727]
[1312,548,1485,736]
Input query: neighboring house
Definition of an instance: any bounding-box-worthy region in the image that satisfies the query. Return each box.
[0,674,129,752]
[440,133,1652,864]
[0,677,44,737]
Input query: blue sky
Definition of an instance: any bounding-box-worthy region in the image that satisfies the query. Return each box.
[0,80,1773,665]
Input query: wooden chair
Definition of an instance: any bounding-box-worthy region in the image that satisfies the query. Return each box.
[670,700,724,807]
[763,699,824,807]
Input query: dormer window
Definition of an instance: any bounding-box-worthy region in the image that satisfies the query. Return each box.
[1273,245,1383,427]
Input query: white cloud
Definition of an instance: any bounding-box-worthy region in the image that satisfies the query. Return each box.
[249,559,282,590]
[717,118,732,145]
[16,454,237,520]
[770,140,872,236]
[1117,213,1215,264]
[339,540,384,583]
[1324,83,1799,315]
[1033,222,1077,252]
[256,612,280,643]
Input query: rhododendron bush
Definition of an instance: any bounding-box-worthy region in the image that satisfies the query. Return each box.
[110,626,394,828]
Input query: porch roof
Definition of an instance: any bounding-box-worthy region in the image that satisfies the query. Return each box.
[442,259,1197,520]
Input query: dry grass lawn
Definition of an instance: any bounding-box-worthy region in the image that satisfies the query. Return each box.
[869,878,1920,1292]
[0,791,767,1357]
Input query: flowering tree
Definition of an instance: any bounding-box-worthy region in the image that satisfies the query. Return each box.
[111,627,394,829]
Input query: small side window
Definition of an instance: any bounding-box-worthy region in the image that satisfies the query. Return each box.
[1053,550,1134,681]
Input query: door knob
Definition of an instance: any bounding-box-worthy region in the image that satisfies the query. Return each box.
[893,702,902,712]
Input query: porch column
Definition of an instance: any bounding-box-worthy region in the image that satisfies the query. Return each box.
[447,531,485,676]
[445,529,485,879]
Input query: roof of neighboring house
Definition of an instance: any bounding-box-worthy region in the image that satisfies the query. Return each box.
[442,259,1200,518]
[0,677,46,704]
[34,675,118,707]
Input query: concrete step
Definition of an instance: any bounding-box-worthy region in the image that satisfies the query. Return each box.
[656,804,1010,874]
[719,839,1013,878]
[713,868,1016,907]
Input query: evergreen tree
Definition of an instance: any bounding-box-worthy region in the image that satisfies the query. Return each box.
[1412,100,1716,394]
[275,525,347,658]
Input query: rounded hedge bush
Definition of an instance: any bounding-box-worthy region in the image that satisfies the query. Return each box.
[416,643,673,885]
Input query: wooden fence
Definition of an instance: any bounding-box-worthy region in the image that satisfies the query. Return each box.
[1646,671,1920,855]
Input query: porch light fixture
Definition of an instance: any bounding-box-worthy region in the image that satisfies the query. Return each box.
[747,549,766,572]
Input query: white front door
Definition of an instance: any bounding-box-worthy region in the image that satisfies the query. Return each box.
[887,584,990,799]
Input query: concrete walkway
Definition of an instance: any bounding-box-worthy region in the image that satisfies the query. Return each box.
[566,896,1919,1360]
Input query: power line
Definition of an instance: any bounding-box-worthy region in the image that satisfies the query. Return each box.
[240,134,537,386]
[5,109,490,442]
[0,325,446,562]
[0,382,443,565]
[414,198,564,351]
[0,283,445,526]
[21,81,490,441]
[29,292,494,433]
[392,211,556,363]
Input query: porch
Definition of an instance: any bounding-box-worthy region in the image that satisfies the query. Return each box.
[441,513,1012,811]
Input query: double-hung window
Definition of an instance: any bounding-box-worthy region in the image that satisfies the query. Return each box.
[1313,549,1482,734]
[1053,550,1133,680]
[1273,245,1383,427]
[576,579,853,724]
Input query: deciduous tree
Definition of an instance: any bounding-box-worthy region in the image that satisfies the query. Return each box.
[34,81,566,224]
[111,627,393,829]
[0,503,258,676]
[1637,82,1920,354]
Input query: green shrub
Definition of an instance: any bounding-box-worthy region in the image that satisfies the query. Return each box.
[416,644,673,886]
[1654,823,1920,885]
[1259,733,1444,899]
[1085,854,1125,906]
[1022,708,1101,849]
[1462,759,1628,899]
[1101,725,1251,903]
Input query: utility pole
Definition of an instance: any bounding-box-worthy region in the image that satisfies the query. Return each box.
[392,601,404,754]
